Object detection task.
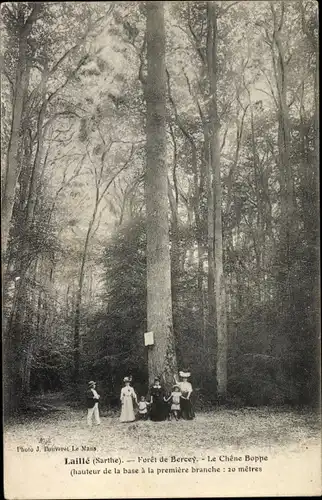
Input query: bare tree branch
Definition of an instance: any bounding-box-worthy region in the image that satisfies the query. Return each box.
[183,70,206,125]
[220,125,229,152]
[46,55,90,104]
[187,3,206,65]
[218,1,239,16]
[98,144,135,205]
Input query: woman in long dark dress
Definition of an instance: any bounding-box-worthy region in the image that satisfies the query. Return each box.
[149,377,166,421]
[177,370,195,420]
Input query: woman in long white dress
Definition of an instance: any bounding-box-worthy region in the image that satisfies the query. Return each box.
[120,377,137,422]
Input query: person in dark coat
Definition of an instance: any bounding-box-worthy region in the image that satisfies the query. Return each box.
[149,377,167,421]
[176,370,195,420]
[86,381,100,426]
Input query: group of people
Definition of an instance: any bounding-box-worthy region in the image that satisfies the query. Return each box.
[86,370,195,427]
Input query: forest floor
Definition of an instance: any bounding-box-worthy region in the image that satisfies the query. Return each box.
[4,392,321,457]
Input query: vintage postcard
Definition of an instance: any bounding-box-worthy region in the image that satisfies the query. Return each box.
[2,1,321,498]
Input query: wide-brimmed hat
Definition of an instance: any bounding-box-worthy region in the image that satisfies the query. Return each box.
[179,370,191,378]
[123,376,131,382]
[88,380,96,387]
[172,384,180,390]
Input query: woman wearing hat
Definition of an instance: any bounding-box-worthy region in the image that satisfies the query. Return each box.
[120,376,138,423]
[86,381,101,427]
[149,377,167,421]
[176,370,195,420]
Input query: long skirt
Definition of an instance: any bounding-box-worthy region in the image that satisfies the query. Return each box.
[150,400,166,421]
[180,396,195,420]
[120,396,135,422]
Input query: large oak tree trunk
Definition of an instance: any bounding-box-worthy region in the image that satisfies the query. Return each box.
[145,1,178,389]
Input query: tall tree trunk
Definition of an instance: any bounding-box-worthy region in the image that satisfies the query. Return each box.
[73,204,98,382]
[168,178,183,369]
[250,103,264,303]
[207,1,227,398]
[271,2,295,312]
[21,259,39,397]
[205,124,215,373]
[4,273,29,413]
[193,137,206,355]
[197,161,206,346]
[4,61,50,348]
[1,4,42,261]
[2,10,41,414]
[168,125,181,346]
[145,1,178,388]
[25,59,49,224]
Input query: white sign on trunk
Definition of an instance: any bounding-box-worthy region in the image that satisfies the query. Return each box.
[144,331,154,346]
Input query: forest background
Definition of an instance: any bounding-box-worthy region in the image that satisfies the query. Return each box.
[1,0,319,416]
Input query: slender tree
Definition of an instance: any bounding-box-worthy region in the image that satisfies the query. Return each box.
[207,1,227,397]
[73,143,134,381]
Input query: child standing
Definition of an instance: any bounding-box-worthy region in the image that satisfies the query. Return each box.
[120,376,137,423]
[165,385,182,420]
[86,381,101,427]
[137,396,149,420]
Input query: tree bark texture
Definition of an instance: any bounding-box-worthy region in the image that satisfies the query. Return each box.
[145,1,178,389]
[207,1,228,397]
[270,3,295,315]
[1,4,42,261]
